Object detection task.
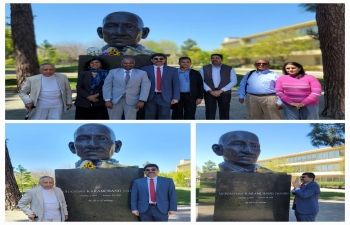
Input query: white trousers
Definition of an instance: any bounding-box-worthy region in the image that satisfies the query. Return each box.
[30,107,63,120]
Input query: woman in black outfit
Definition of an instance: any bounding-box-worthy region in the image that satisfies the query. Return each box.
[75,57,110,119]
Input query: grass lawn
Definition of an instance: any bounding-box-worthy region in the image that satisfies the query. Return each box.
[176,187,190,205]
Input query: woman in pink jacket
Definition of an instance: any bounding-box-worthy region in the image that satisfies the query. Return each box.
[276,62,322,120]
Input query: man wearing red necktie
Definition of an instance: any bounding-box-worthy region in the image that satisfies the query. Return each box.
[131,164,177,221]
[140,53,180,119]
[292,172,320,221]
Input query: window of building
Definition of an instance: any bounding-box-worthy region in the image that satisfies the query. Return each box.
[335,150,340,157]
[297,156,301,162]
[328,151,335,158]
[327,176,333,182]
[321,165,327,172]
[334,164,340,170]
[315,165,321,172]
[327,164,334,171]
[301,155,306,162]
[317,153,322,160]
[311,154,317,161]
[306,155,311,161]
[322,152,328,159]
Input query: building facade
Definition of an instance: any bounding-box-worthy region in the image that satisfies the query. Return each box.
[257,145,345,183]
[176,159,191,171]
[221,20,322,67]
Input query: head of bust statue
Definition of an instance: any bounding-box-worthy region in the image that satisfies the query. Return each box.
[68,123,122,162]
[212,130,261,172]
[97,11,150,50]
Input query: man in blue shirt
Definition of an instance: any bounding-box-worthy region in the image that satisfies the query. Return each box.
[172,57,203,120]
[238,59,282,120]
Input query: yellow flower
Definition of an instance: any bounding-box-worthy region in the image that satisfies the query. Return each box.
[107,47,121,56]
[81,161,96,169]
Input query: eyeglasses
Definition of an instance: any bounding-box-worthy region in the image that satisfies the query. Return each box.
[153,58,164,61]
[255,63,268,66]
[145,168,157,172]
[300,176,306,178]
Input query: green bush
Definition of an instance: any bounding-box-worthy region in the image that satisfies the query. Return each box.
[268,65,283,70]
[317,182,345,189]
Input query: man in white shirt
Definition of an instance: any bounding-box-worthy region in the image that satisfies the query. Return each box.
[19,63,72,120]
[17,176,68,222]
[200,54,237,120]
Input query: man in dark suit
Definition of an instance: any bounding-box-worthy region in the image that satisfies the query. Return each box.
[131,164,177,221]
[292,172,320,221]
[171,57,204,120]
[140,53,180,119]
[200,54,237,120]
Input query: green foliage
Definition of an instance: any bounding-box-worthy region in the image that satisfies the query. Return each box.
[173,168,191,187]
[38,40,57,64]
[317,182,345,189]
[140,40,179,64]
[5,58,15,66]
[159,169,190,188]
[180,38,197,56]
[253,30,312,63]
[187,47,210,66]
[5,27,14,59]
[307,123,345,147]
[14,165,32,193]
[202,160,218,172]
[259,158,295,173]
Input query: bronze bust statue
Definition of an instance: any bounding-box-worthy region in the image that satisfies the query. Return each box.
[95,11,156,56]
[212,130,274,173]
[68,123,123,168]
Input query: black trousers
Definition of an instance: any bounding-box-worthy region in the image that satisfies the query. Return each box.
[75,105,109,120]
[203,92,231,120]
[171,93,197,120]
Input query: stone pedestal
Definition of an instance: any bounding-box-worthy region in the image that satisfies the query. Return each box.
[197,172,291,221]
[55,168,144,221]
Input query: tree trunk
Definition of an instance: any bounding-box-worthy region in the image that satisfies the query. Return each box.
[5,142,22,210]
[10,3,40,92]
[316,4,345,119]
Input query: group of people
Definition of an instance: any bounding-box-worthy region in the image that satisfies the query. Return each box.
[19,54,322,120]
[238,59,322,120]
[18,164,177,222]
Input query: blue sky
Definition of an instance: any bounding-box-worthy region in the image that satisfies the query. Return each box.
[196,123,336,171]
[4,2,316,51]
[5,123,191,173]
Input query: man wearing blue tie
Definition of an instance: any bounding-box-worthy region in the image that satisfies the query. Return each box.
[131,164,177,221]
[292,172,320,221]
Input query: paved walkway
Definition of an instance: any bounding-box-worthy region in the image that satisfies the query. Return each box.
[5,204,190,222]
[5,89,334,120]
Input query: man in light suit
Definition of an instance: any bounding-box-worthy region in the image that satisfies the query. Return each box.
[292,172,320,221]
[131,164,177,221]
[103,57,151,119]
[19,63,72,120]
[17,176,68,222]
[140,53,180,119]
